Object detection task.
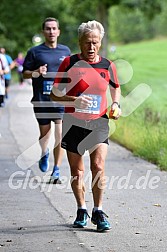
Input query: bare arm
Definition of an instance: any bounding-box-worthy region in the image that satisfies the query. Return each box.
[50,86,92,108]
[109,85,121,119]
[110,85,121,105]
[10,61,16,70]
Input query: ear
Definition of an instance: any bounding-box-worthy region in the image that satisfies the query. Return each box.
[57,29,61,37]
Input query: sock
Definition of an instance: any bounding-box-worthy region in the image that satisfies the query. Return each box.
[78,205,87,210]
[42,148,49,156]
[93,206,102,212]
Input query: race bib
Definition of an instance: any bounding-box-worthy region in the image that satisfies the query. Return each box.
[43,80,53,95]
[75,94,102,114]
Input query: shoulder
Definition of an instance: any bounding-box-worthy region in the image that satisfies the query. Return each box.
[63,54,79,69]
[0,53,9,68]
[6,54,13,62]
[100,57,117,70]
[0,53,8,65]
[0,53,6,61]
[100,57,112,66]
[57,44,70,50]
[27,43,45,53]
[57,44,71,53]
[57,54,78,71]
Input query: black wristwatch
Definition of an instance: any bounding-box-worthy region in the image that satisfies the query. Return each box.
[112,102,120,108]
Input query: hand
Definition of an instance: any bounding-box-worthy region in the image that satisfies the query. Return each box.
[39,64,47,75]
[74,95,92,109]
[109,103,121,120]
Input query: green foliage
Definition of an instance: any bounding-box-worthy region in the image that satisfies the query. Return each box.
[109,4,162,44]
[0,0,48,55]
[0,0,164,56]
[152,1,167,37]
[109,38,167,170]
[112,112,167,170]
[121,0,161,19]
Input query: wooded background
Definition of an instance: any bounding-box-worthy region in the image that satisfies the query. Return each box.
[0,0,166,56]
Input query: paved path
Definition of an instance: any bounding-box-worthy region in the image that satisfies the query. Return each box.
[0,84,167,252]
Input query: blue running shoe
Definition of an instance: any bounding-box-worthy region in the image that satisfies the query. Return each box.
[50,166,61,184]
[73,209,90,228]
[91,210,111,232]
[39,149,49,172]
[51,166,60,179]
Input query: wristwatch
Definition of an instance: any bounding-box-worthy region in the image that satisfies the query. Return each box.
[112,102,120,108]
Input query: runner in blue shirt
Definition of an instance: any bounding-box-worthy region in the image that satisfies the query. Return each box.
[23,17,71,183]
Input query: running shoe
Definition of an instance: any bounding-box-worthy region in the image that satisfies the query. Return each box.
[50,166,62,184]
[91,210,111,232]
[73,209,90,228]
[39,149,49,172]
[51,166,60,179]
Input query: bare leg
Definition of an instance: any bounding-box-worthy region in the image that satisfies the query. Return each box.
[39,123,51,154]
[89,143,108,207]
[53,120,64,167]
[67,151,85,207]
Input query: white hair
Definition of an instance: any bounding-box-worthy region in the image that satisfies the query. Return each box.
[78,20,105,40]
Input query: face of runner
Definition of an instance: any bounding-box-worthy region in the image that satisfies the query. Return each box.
[43,21,60,46]
[79,29,101,62]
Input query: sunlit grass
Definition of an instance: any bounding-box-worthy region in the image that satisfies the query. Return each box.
[109,38,167,170]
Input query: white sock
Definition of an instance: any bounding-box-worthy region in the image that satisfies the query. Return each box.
[93,206,102,212]
[78,205,87,210]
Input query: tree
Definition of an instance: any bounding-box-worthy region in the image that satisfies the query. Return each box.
[0,0,163,56]
[66,0,162,56]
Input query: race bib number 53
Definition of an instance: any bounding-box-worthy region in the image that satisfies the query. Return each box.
[75,94,102,114]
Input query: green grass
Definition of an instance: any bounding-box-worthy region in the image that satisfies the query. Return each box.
[108,38,167,170]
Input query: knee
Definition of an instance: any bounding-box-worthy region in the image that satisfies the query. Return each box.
[39,133,50,141]
[71,169,84,182]
[91,161,104,174]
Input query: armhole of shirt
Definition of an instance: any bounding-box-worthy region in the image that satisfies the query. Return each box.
[109,60,120,88]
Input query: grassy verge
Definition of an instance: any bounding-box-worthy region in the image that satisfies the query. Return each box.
[108,38,167,170]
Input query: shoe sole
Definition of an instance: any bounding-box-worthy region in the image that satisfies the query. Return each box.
[97,227,111,232]
[73,224,87,228]
[49,177,62,184]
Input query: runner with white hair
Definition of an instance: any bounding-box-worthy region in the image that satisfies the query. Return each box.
[51,20,121,232]
[78,20,105,40]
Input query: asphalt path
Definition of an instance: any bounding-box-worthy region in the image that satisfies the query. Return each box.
[0,83,167,252]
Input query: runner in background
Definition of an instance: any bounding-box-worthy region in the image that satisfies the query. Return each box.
[0,47,16,98]
[0,53,9,107]
[23,17,71,183]
[14,52,25,86]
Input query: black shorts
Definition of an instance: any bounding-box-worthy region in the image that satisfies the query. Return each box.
[5,79,10,88]
[61,114,109,155]
[33,105,64,125]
